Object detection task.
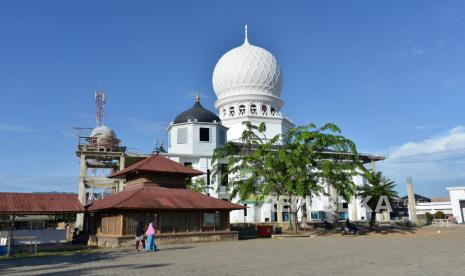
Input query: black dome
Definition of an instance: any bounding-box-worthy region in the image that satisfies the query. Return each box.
[173,97,221,124]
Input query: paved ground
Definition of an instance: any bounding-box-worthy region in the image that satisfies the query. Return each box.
[1,226,465,276]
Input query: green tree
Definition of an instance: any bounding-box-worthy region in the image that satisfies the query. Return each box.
[213,121,361,232]
[434,211,445,219]
[186,177,209,194]
[357,169,398,228]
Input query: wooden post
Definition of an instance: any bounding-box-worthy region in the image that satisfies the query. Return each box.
[214,212,217,232]
[200,211,203,232]
[6,237,10,258]
[119,215,124,236]
[7,214,15,258]
[158,213,162,234]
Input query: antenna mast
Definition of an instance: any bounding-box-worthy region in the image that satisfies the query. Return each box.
[95,90,106,127]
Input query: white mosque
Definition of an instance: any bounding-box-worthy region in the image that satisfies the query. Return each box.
[161,26,384,224]
[79,26,384,225]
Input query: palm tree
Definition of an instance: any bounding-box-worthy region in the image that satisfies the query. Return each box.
[357,169,398,228]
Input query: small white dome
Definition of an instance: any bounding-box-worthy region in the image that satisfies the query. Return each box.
[212,30,282,99]
[90,125,117,139]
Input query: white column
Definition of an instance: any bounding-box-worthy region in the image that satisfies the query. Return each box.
[407,177,418,223]
[76,154,87,230]
[118,154,125,192]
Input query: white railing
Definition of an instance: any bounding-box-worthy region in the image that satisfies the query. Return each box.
[433,219,450,227]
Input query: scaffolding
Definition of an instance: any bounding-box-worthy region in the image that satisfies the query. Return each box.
[75,90,126,229]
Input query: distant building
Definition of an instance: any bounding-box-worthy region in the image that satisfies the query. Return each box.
[391,194,431,220]
[447,187,465,223]
[0,193,83,245]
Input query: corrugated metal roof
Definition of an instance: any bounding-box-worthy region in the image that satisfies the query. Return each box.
[88,186,244,211]
[0,193,84,215]
[110,153,204,178]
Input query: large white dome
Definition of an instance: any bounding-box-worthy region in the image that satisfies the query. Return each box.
[212,30,282,100]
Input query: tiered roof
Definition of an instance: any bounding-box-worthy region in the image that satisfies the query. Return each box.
[89,154,243,211]
[88,186,243,211]
[110,153,203,178]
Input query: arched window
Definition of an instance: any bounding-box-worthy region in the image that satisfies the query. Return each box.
[229,106,235,117]
[261,105,267,115]
[250,104,257,115]
[239,105,246,115]
[271,107,276,115]
[222,109,226,117]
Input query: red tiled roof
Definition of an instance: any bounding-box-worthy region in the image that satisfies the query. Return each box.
[88,186,244,211]
[0,193,84,215]
[110,154,203,178]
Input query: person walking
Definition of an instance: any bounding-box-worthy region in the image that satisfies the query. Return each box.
[144,222,157,251]
[135,222,145,252]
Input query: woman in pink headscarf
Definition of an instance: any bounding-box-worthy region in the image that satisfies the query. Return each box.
[144,222,157,251]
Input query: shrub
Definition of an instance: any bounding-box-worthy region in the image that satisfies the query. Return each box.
[425,212,433,221]
[434,211,445,219]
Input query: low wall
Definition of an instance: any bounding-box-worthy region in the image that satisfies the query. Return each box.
[0,229,67,244]
[95,231,239,248]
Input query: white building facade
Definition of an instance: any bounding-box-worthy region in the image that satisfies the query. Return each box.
[447,187,465,223]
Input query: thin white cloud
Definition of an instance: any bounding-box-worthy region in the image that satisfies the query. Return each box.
[403,124,444,130]
[382,126,465,196]
[0,124,38,133]
[389,126,465,159]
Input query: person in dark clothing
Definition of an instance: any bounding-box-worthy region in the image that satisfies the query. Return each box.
[71,228,79,245]
[135,222,145,252]
[323,220,334,230]
[343,219,358,234]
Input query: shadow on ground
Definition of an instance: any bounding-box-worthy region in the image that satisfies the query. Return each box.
[0,249,173,275]
[308,223,417,237]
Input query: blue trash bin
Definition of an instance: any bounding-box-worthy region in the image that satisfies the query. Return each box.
[0,246,7,256]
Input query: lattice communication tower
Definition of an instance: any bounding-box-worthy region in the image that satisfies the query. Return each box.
[95,90,106,127]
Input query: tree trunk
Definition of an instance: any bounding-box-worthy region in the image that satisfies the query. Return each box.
[302,196,311,229]
[289,195,299,233]
[369,211,376,229]
[329,184,338,223]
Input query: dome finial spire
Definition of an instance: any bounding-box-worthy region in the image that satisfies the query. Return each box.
[195,92,200,102]
[244,24,248,44]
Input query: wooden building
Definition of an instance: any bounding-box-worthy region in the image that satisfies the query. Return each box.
[86,153,243,247]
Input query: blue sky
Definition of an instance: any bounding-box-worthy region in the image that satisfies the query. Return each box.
[1,1,465,197]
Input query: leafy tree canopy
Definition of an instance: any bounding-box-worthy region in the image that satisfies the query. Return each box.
[212,121,362,202]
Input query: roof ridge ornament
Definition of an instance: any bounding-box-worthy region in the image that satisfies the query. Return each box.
[195,92,201,102]
[244,24,249,44]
